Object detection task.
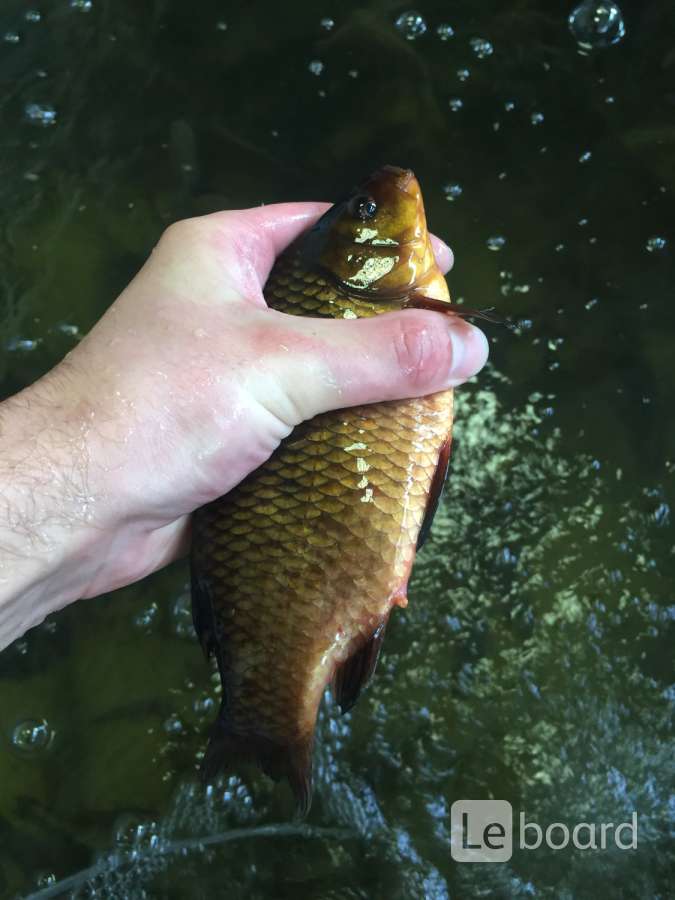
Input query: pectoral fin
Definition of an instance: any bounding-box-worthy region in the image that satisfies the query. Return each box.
[333,620,387,714]
[417,435,452,551]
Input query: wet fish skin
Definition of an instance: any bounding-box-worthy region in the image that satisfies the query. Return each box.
[191,166,453,814]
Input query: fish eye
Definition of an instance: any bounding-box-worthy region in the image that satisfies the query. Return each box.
[349,194,378,221]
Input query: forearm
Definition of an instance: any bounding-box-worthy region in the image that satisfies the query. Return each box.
[0,374,101,649]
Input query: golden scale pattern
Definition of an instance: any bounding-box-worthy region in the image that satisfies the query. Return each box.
[191,248,453,745]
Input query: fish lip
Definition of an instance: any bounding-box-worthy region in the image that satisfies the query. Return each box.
[366,165,416,195]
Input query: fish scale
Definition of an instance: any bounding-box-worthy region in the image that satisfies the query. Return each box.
[191,166,454,814]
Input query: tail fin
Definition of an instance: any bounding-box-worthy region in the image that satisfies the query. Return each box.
[201,712,314,817]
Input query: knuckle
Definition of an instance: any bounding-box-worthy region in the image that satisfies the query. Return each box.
[392,314,450,389]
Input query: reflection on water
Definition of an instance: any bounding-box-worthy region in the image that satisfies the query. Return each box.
[1,0,673,897]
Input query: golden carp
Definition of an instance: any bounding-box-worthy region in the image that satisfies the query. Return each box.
[191,166,457,814]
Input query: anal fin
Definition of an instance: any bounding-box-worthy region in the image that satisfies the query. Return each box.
[333,620,387,714]
[417,435,452,551]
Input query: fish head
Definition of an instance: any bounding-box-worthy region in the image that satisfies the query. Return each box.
[305,165,447,303]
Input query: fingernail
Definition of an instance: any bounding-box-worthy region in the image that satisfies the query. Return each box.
[447,322,489,386]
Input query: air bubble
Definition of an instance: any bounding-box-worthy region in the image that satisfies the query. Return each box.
[646,236,666,252]
[569,1,626,50]
[319,17,335,31]
[24,103,57,127]
[193,694,216,717]
[456,68,470,81]
[70,0,93,10]
[3,31,21,43]
[25,10,42,22]
[163,714,184,735]
[486,235,506,251]
[6,337,39,351]
[394,11,427,40]
[133,602,159,630]
[443,183,463,201]
[579,150,592,163]
[11,718,54,753]
[172,590,193,638]
[530,111,544,125]
[436,24,454,41]
[308,60,324,76]
[469,37,494,58]
[215,21,227,31]
[448,97,463,112]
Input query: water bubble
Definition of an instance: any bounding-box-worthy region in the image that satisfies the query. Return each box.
[436,23,454,41]
[394,11,427,40]
[347,69,359,78]
[646,236,667,252]
[504,100,516,111]
[163,713,184,735]
[70,0,93,10]
[585,297,599,309]
[133,602,159,631]
[193,693,216,718]
[11,718,54,753]
[448,97,463,112]
[25,10,42,22]
[569,2,626,50]
[319,17,335,31]
[456,68,470,81]
[6,337,39,352]
[24,103,57,127]
[215,20,227,31]
[470,37,494,58]
[443,183,463,201]
[579,150,592,163]
[172,590,193,638]
[486,235,506,251]
[308,60,324,76]
[3,31,21,44]
[530,111,544,125]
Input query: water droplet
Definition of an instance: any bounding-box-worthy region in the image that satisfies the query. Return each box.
[70,0,93,10]
[24,103,57,127]
[443,183,463,201]
[448,97,463,111]
[530,111,544,125]
[308,59,324,76]
[394,11,427,40]
[456,68,470,81]
[569,1,626,50]
[25,10,41,22]
[486,235,506,251]
[319,16,335,31]
[436,23,454,41]
[579,150,592,163]
[11,718,53,753]
[469,37,494,58]
[3,31,21,44]
[133,602,159,630]
[646,236,666,252]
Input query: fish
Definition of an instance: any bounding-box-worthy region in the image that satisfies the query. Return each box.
[191,165,463,815]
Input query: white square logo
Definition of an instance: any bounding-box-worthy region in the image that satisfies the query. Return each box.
[450,800,513,862]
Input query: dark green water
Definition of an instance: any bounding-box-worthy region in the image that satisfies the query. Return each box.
[1,1,674,897]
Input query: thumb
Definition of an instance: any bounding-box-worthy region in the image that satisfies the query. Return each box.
[249,308,489,426]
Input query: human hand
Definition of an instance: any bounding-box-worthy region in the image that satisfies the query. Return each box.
[0,203,488,648]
